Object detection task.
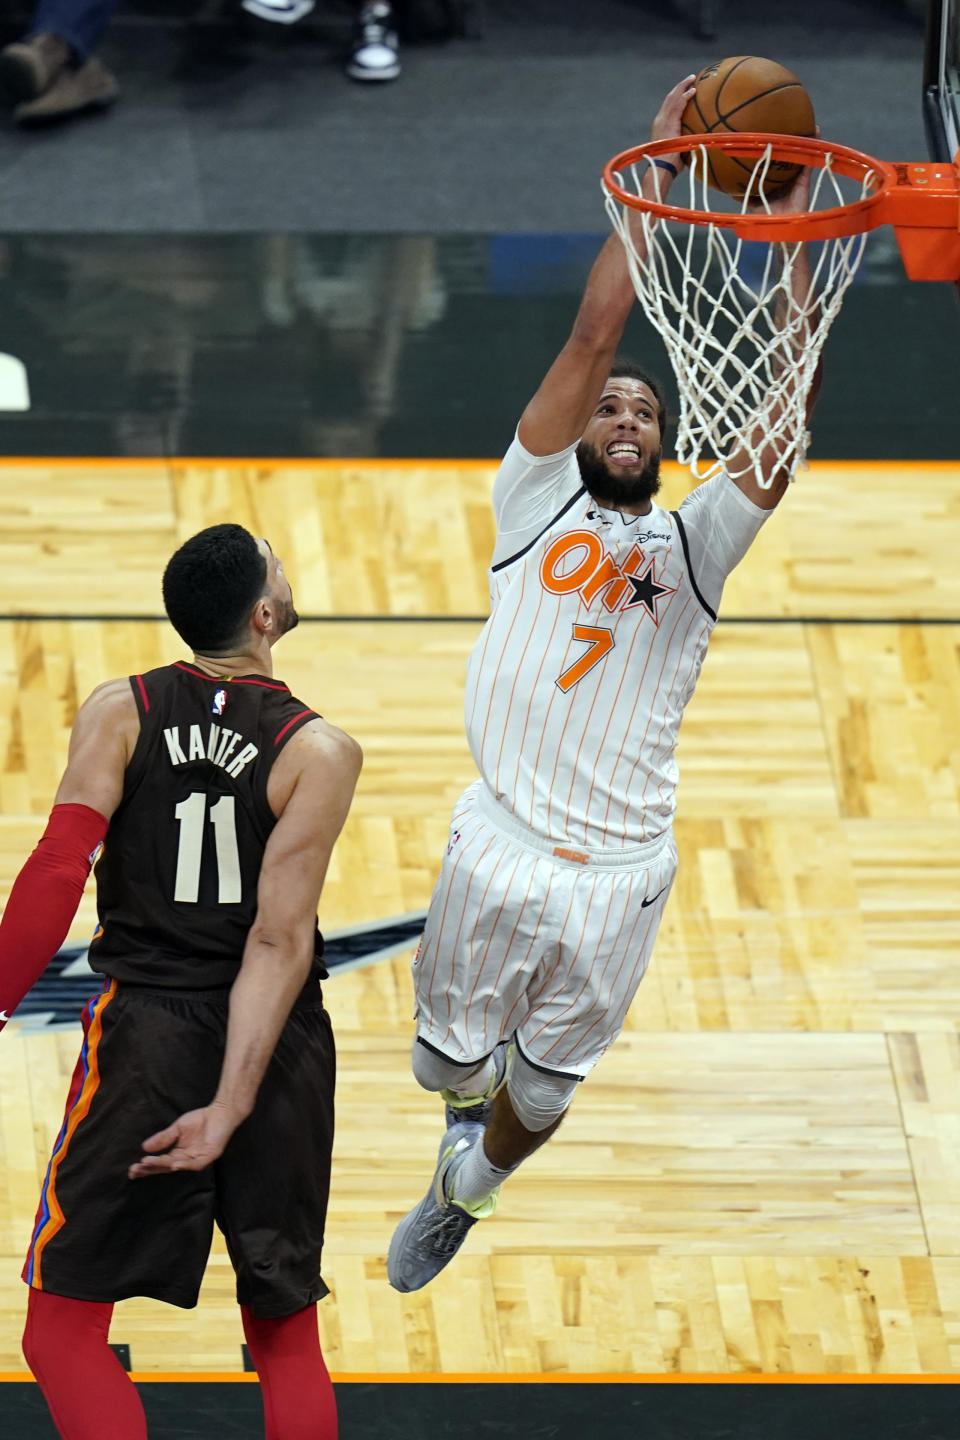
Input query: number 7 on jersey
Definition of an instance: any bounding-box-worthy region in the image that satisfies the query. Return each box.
[555,624,615,693]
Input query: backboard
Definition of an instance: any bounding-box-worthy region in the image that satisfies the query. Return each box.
[925,0,960,161]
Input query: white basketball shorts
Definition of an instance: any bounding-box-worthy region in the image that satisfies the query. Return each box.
[413,781,677,1079]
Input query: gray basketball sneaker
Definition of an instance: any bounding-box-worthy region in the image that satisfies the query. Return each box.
[440,1040,512,1131]
[387,1122,498,1293]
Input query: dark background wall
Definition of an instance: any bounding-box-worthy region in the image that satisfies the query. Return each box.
[0,3,955,459]
[0,229,955,460]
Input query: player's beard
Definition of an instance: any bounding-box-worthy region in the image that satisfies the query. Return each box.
[576,440,662,509]
[276,597,300,635]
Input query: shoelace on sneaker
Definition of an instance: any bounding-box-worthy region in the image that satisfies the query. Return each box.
[359,20,393,44]
[451,1097,490,1124]
[357,4,395,40]
[419,1204,473,1257]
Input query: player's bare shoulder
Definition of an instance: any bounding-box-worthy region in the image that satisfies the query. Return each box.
[53,677,141,813]
[68,677,140,760]
[267,715,363,821]
[288,716,363,777]
[76,675,139,723]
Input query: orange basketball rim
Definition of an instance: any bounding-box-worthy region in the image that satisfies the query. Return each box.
[602,133,960,283]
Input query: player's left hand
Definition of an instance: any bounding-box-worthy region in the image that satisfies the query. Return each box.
[127,1101,242,1179]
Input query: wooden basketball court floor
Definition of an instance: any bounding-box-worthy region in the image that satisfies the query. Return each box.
[1,455,959,1380]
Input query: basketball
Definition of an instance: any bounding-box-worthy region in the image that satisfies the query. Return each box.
[681,55,815,198]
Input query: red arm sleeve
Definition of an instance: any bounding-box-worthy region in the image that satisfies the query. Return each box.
[0,803,108,1031]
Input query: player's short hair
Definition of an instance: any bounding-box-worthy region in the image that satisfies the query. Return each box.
[608,357,668,439]
[162,524,268,653]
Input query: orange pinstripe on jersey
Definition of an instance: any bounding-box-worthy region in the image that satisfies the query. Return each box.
[463,850,525,1012]
[496,873,558,1040]
[446,840,515,1042]
[422,795,487,1017]
[466,481,712,850]
[414,447,766,1075]
[478,866,542,1033]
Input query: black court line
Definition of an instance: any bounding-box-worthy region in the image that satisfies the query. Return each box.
[2,613,959,627]
[5,1378,959,1439]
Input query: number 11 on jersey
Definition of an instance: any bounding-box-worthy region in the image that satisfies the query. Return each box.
[173,792,242,903]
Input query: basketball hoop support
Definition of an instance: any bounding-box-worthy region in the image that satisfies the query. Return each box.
[884,154,960,282]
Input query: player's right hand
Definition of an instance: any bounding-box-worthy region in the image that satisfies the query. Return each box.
[650,75,697,175]
[127,1100,242,1179]
[746,125,819,217]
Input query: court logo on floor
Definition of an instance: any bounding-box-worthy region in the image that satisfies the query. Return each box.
[12,913,427,1030]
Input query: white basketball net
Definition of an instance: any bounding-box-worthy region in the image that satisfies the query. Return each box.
[604,145,874,484]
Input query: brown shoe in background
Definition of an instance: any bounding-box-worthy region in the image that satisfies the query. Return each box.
[13,56,119,124]
[0,33,73,103]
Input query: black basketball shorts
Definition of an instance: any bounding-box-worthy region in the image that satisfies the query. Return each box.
[23,979,335,1319]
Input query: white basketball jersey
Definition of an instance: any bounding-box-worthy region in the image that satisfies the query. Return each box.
[465,433,769,849]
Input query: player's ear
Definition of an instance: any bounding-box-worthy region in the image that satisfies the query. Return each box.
[250,596,271,636]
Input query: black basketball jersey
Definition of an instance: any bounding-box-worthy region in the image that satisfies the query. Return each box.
[88,662,324,988]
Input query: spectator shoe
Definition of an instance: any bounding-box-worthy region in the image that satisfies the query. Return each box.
[13,56,119,124]
[346,3,400,82]
[241,0,317,23]
[0,32,72,102]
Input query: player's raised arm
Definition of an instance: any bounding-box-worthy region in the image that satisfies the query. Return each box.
[516,75,695,459]
[0,680,138,1032]
[129,719,362,1176]
[724,164,824,510]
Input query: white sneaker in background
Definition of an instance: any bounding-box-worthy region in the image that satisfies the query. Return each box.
[346,2,400,82]
[241,0,316,25]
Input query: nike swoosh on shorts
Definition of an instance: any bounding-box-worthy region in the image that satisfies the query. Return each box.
[640,885,669,909]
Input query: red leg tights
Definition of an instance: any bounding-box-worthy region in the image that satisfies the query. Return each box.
[22,1288,148,1440]
[240,1303,337,1439]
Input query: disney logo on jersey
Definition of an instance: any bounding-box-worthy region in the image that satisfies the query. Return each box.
[539,529,676,623]
[212,688,227,716]
[586,511,671,548]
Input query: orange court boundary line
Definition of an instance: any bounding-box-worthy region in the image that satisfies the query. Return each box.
[0,456,958,473]
[2,1371,959,1385]
[0,456,499,470]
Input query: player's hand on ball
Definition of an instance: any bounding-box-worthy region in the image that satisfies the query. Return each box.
[749,166,812,215]
[128,1101,242,1178]
[746,125,819,215]
[650,74,697,173]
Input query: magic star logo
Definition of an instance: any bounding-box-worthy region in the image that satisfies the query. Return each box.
[539,530,676,623]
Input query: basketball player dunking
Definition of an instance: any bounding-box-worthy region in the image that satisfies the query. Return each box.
[0,525,361,1439]
[388,77,822,1291]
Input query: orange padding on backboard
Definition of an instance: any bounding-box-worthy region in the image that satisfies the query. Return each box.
[886,153,960,282]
